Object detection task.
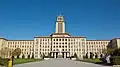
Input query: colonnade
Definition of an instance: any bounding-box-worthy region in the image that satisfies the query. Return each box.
[51,52,70,58]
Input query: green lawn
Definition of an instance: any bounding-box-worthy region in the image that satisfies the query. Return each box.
[80,58,102,63]
[13,59,42,65]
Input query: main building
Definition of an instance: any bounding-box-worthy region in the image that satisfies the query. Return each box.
[0,15,110,59]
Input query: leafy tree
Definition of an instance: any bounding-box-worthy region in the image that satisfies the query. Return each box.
[12,48,21,57]
[0,47,10,58]
[22,54,25,59]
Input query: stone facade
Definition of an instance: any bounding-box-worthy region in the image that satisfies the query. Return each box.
[0,15,110,59]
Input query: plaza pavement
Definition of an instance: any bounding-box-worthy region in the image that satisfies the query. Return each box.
[13,58,112,67]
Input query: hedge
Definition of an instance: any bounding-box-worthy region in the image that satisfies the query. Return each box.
[110,56,120,65]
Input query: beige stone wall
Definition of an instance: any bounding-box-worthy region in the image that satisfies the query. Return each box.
[117,39,120,48]
[86,40,109,58]
[7,40,34,58]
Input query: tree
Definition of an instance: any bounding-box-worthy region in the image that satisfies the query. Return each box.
[90,52,93,59]
[28,55,30,59]
[17,55,19,59]
[100,54,103,58]
[42,53,45,59]
[95,53,98,58]
[48,53,51,58]
[0,47,10,58]
[22,54,25,59]
[12,48,21,57]
[85,53,88,58]
[12,56,14,58]
[74,53,77,58]
[31,53,34,59]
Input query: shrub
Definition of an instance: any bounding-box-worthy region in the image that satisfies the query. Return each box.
[110,56,120,65]
[0,58,9,66]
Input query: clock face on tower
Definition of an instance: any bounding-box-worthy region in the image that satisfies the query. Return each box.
[58,17,62,20]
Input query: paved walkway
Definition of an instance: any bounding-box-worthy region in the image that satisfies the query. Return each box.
[13,58,112,67]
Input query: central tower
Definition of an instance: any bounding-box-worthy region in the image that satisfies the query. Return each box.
[56,15,65,33]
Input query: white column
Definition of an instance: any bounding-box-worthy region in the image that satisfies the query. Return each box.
[55,53,56,58]
[67,53,69,57]
[64,53,66,58]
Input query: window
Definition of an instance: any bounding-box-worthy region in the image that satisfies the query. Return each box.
[65,46,67,48]
[59,46,61,48]
[56,39,58,41]
[59,39,61,41]
[65,39,67,41]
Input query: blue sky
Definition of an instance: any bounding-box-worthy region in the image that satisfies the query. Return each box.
[0,0,120,40]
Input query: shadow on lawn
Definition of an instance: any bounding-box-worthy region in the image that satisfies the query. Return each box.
[76,60,112,66]
[95,62,112,66]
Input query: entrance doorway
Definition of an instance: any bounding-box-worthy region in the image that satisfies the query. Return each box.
[50,52,70,58]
